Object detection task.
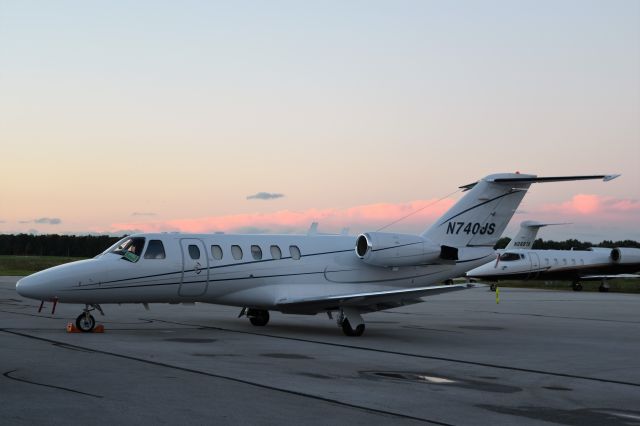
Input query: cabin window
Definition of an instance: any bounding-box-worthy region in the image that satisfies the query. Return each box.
[563,259,567,265]
[580,259,585,265]
[289,245,301,260]
[109,237,146,262]
[571,259,576,265]
[251,245,263,260]
[554,258,558,265]
[545,258,549,265]
[498,252,520,261]
[231,245,243,260]
[270,245,282,259]
[144,240,166,259]
[211,245,223,260]
[188,245,201,260]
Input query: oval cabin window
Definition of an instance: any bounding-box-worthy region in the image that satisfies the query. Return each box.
[211,245,223,260]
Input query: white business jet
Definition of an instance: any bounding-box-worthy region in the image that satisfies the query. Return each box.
[467,221,640,292]
[475,220,567,290]
[16,173,617,335]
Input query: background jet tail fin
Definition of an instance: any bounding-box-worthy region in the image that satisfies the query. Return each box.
[505,221,570,249]
[422,173,618,248]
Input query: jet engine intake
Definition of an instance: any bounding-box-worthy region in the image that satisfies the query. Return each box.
[610,247,640,264]
[355,232,458,267]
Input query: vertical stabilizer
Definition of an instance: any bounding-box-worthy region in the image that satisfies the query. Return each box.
[422,173,533,247]
[505,221,569,249]
[422,173,617,248]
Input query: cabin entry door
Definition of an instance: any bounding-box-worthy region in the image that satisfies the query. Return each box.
[179,238,209,297]
[527,252,541,280]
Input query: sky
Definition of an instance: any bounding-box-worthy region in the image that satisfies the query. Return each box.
[1,1,639,243]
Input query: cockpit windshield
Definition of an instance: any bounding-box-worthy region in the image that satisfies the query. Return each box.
[499,252,522,262]
[106,237,146,262]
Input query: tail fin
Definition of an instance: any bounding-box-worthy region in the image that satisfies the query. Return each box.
[422,173,618,248]
[505,220,569,249]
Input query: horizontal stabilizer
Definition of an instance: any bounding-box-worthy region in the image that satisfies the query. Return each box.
[460,174,620,191]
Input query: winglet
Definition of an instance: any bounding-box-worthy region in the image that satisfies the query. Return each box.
[603,174,621,182]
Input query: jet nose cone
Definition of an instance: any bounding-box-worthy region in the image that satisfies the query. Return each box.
[16,275,42,299]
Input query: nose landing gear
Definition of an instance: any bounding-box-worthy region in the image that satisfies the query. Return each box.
[75,304,104,332]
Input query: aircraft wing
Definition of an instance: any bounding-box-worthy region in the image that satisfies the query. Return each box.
[579,274,640,281]
[276,283,475,314]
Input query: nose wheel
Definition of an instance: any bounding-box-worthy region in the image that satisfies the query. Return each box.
[76,312,96,332]
[75,304,104,332]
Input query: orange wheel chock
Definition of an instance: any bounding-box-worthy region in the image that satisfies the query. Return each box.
[66,322,81,333]
[66,322,105,333]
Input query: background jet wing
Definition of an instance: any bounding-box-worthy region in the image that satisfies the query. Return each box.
[579,274,640,281]
[276,283,475,314]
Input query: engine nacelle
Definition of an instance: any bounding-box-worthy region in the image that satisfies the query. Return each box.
[355,232,458,267]
[610,247,640,264]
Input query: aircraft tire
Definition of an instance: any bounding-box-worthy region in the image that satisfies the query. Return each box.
[341,319,365,337]
[248,309,269,326]
[76,313,96,332]
[572,283,583,291]
[489,283,497,292]
[598,285,609,293]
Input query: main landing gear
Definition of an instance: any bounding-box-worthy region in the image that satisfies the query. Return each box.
[239,308,270,326]
[75,304,104,332]
[337,307,365,337]
[572,281,610,292]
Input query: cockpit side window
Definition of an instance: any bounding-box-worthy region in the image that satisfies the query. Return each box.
[499,252,521,262]
[110,237,146,262]
[144,240,166,259]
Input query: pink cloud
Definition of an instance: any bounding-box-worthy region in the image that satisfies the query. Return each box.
[107,198,456,235]
[540,194,640,216]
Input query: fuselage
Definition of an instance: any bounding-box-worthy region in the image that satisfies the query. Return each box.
[467,247,640,282]
[16,232,494,313]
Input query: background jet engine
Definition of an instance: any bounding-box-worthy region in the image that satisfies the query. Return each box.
[610,247,640,264]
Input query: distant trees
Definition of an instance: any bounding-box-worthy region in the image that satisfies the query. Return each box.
[495,237,640,250]
[0,234,121,257]
[1,234,638,258]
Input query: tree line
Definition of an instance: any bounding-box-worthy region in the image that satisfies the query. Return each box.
[0,234,121,257]
[494,237,640,250]
[0,233,638,258]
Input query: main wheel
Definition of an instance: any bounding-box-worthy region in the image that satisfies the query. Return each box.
[341,319,365,337]
[248,309,269,326]
[598,285,609,293]
[490,283,497,292]
[572,283,583,291]
[75,313,96,332]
